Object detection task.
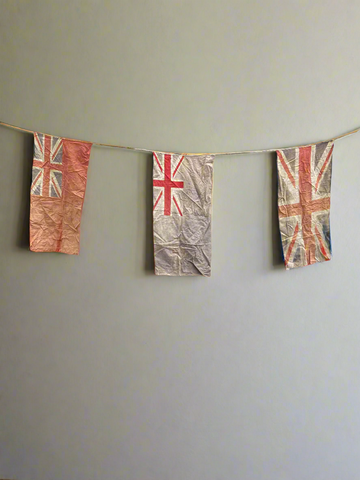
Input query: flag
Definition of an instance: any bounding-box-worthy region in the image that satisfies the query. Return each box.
[30,132,92,254]
[277,141,334,270]
[153,152,214,276]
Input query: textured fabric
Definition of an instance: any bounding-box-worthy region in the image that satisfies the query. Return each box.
[153,152,214,276]
[30,132,92,254]
[277,141,334,270]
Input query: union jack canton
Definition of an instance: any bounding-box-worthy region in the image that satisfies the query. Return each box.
[277,141,334,270]
[31,133,63,198]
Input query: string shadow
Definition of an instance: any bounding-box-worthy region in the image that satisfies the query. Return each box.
[16,134,33,250]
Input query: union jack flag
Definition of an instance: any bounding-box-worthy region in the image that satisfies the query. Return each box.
[153,153,184,216]
[277,141,334,269]
[31,133,63,198]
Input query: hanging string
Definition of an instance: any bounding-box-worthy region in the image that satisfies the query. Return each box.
[0,120,359,156]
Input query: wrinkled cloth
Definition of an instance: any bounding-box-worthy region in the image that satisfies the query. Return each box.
[30,132,92,254]
[277,141,333,270]
[153,152,214,276]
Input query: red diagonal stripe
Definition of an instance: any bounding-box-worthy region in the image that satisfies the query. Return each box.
[51,174,62,198]
[154,152,163,173]
[315,225,330,261]
[173,156,184,177]
[173,195,182,216]
[34,133,43,154]
[32,170,42,191]
[315,144,334,192]
[153,190,163,210]
[278,150,296,189]
[285,222,299,267]
[51,139,63,163]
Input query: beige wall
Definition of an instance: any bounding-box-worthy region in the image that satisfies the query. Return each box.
[1,1,360,479]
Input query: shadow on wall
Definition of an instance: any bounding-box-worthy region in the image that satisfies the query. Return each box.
[144,154,154,273]
[17,134,33,250]
[271,153,284,268]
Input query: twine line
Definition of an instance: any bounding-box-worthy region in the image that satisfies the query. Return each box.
[1,120,358,156]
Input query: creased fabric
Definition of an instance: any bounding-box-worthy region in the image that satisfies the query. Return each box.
[30,132,92,255]
[277,141,333,270]
[153,152,214,276]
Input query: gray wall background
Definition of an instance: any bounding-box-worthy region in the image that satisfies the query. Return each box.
[1,1,360,479]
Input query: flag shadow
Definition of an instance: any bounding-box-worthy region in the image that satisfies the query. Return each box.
[144,154,155,272]
[270,153,284,268]
[16,134,33,249]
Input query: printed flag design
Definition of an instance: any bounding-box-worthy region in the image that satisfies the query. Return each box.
[277,141,334,270]
[153,152,214,276]
[31,133,63,197]
[30,133,92,255]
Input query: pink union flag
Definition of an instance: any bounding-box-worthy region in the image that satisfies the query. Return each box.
[30,132,92,254]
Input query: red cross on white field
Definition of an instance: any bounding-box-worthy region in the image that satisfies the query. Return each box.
[153,153,184,215]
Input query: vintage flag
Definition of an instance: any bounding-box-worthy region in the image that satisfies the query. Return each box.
[277,141,334,270]
[30,132,92,254]
[153,152,214,276]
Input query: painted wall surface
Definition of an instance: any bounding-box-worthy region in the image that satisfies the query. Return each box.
[1,1,360,479]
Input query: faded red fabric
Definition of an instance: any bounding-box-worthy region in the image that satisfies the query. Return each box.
[30,133,92,255]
